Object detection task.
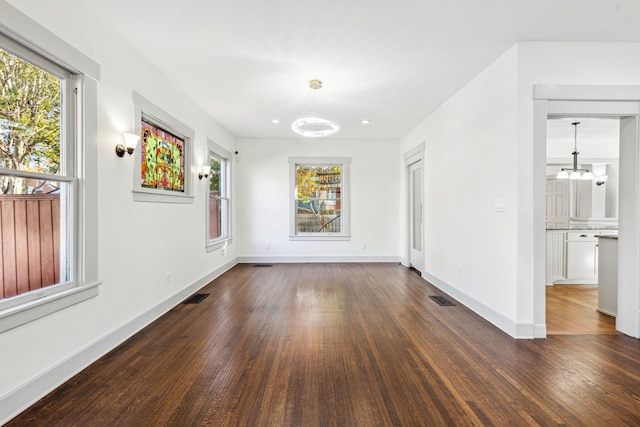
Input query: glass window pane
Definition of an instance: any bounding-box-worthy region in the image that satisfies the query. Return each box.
[209,155,222,195]
[295,164,342,233]
[209,195,222,240]
[0,49,62,175]
[0,176,67,299]
[296,199,341,233]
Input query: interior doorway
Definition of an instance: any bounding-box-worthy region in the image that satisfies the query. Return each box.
[534,87,640,339]
[404,142,425,273]
[409,160,424,272]
[545,116,620,335]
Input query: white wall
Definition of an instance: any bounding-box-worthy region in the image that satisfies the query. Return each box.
[400,41,640,339]
[400,46,520,334]
[0,1,236,420]
[236,138,400,261]
[517,42,640,337]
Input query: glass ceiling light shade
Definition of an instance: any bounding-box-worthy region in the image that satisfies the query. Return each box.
[556,121,592,180]
[291,79,340,138]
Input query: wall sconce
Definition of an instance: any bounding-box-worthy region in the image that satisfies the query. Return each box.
[116,133,140,157]
[199,165,212,180]
[596,176,608,186]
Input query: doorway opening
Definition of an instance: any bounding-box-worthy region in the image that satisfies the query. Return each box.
[545,116,620,335]
[404,142,425,273]
[534,87,640,339]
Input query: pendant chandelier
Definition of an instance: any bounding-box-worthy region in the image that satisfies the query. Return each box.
[556,121,594,180]
[291,79,340,138]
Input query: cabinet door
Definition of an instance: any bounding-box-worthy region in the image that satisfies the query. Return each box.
[546,231,566,283]
[566,240,598,280]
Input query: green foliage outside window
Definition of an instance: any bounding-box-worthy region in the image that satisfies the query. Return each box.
[0,49,61,194]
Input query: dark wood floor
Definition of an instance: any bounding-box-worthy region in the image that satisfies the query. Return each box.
[8,263,640,426]
[546,285,618,335]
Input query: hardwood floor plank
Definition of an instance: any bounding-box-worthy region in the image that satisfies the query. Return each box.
[7,263,640,426]
[546,285,617,335]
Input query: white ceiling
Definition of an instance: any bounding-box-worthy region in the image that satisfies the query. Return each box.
[547,118,620,159]
[76,0,640,140]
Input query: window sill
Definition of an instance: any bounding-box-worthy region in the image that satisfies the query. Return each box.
[0,282,100,334]
[206,237,232,253]
[133,189,194,204]
[289,235,351,241]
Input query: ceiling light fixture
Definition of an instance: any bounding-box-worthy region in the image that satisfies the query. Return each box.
[361,119,371,125]
[291,79,339,138]
[556,122,593,180]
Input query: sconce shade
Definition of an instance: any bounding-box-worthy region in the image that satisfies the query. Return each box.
[116,132,140,157]
[199,165,212,180]
[556,170,569,179]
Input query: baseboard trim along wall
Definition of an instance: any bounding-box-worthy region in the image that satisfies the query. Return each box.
[237,256,401,264]
[0,258,238,426]
[421,271,534,339]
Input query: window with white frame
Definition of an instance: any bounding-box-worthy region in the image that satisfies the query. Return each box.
[206,141,231,250]
[0,17,99,333]
[289,157,350,241]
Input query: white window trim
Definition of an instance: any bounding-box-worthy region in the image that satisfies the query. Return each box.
[0,4,100,334]
[288,156,351,241]
[206,140,232,252]
[131,92,195,204]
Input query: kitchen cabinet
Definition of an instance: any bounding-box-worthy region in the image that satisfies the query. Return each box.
[546,230,566,284]
[566,232,598,283]
[546,229,603,285]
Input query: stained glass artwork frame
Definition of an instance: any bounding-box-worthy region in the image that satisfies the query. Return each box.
[131,92,195,204]
[140,120,185,192]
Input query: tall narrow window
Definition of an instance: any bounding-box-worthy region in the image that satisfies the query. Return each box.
[206,141,231,250]
[289,157,350,241]
[0,42,75,306]
[0,11,99,334]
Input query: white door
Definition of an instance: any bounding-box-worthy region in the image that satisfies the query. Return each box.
[409,160,424,271]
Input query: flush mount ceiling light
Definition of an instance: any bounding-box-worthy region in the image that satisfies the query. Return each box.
[291,79,340,138]
[556,122,593,180]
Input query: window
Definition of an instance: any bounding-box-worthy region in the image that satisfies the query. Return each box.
[132,92,195,204]
[289,157,350,241]
[206,141,231,251]
[0,19,99,333]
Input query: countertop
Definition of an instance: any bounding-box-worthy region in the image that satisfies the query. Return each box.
[546,225,619,231]
[596,235,619,240]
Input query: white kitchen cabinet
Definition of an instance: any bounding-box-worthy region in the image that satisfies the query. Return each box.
[546,230,566,284]
[566,232,598,283]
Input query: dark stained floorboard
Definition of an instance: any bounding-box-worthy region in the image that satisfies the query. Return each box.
[7,263,640,426]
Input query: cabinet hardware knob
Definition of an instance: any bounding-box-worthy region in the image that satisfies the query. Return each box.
[580,234,588,237]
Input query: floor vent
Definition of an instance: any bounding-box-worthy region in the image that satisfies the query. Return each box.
[429,295,456,306]
[253,264,273,267]
[184,293,209,304]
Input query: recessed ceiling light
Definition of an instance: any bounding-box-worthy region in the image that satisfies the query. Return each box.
[272,119,280,124]
[361,119,371,125]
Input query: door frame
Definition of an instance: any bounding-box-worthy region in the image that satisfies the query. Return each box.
[403,142,425,271]
[534,85,640,338]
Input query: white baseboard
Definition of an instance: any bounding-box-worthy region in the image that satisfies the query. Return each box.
[0,258,238,426]
[421,271,534,339]
[237,255,401,263]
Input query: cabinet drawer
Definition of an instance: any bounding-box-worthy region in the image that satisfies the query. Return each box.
[567,231,597,241]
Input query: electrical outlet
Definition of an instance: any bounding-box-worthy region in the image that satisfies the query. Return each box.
[165,272,171,285]
[362,242,367,249]
[266,243,271,250]
[222,247,226,256]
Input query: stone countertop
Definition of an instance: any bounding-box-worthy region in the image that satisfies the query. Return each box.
[546,225,619,231]
[596,235,619,240]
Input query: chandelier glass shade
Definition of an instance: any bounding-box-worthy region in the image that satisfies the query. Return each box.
[556,121,593,180]
[291,79,340,138]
